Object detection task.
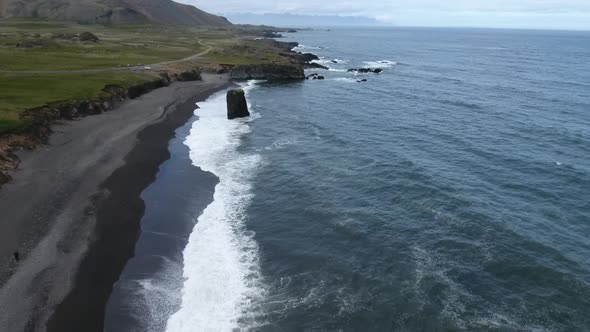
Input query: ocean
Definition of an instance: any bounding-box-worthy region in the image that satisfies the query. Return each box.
[106,27,590,331]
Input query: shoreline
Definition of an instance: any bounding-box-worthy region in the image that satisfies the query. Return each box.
[104,109,220,332]
[0,74,232,331]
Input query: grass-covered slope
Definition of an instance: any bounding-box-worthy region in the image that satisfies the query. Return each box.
[0,72,153,132]
[0,20,208,71]
[0,19,299,133]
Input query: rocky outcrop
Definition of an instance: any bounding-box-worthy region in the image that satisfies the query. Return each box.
[306,73,324,80]
[283,51,326,69]
[262,31,283,38]
[307,62,329,70]
[19,77,169,129]
[267,40,327,70]
[78,32,99,42]
[275,41,299,49]
[226,89,249,120]
[0,151,17,185]
[171,69,202,82]
[348,68,384,74]
[280,51,318,63]
[230,64,304,81]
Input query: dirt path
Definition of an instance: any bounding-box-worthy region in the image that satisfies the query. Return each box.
[0,39,213,75]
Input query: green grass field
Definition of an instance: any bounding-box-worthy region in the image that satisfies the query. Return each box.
[0,72,154,132]
[0,18,291,134]
[0,19,215,70]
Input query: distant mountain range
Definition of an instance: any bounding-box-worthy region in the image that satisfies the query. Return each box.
[0,0,232,26]
[224,13,383,27]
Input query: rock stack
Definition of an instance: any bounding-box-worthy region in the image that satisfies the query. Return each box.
[226,89,249,119]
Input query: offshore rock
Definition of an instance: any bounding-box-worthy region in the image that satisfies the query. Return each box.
[348,68,384,74]
[226,89,250,119]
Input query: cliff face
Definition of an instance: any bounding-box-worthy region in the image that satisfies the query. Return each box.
[0,0,232,26]
[229,64,305,81]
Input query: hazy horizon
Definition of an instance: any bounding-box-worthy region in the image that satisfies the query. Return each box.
[181,0,590,31]
[223,13,590,31]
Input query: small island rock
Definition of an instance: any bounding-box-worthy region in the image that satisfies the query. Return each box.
[227,89,249,119]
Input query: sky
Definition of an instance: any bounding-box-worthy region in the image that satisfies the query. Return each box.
[180,0,590,30]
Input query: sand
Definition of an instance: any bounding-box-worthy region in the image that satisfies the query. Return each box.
[0,73,231,332]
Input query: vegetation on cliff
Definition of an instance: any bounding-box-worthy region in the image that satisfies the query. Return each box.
[0,19,304,134]
[0,16,311,185]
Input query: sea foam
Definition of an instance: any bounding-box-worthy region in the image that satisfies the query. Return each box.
[165,82,265,331]
[363,60,397,68]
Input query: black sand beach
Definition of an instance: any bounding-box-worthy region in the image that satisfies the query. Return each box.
[103,108,221,332]
[0,74,231,332]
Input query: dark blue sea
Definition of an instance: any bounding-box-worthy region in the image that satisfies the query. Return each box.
[108,28,590,331]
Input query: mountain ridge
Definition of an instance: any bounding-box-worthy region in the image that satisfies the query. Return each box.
[0,0,232,26]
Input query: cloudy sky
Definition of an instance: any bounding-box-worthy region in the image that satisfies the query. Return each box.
[179,0,590,30]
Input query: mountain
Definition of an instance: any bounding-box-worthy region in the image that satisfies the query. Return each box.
[224,13,383,27]
[0,0,232,26]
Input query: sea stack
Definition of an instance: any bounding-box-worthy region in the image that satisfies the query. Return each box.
[226,89,249,119]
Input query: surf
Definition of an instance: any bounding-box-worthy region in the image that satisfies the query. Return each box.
[165,82,265,331]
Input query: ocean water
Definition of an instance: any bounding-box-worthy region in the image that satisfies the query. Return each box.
[110,28,590,331]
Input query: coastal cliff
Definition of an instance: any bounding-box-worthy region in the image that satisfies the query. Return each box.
[0,69,202,187]
[230,64,305,80]
[0,17,322,332]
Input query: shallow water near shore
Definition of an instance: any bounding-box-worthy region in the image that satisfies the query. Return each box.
[112,28,590,331]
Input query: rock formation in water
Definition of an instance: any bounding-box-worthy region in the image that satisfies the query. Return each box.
[226,89,249,120]
[348,68,384,73]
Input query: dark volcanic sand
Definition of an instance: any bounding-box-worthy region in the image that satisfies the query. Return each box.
[0,74,231,332]
[103,108,220,332]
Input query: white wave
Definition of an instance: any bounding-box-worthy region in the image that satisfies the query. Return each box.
[328,68,347,72]
[311,58,334,66]
[312,57,347,66]
[264,138,301,151]
[332,77,357,83]
[411,246,546,330]
[293,44,323,51]
[165,82,266,332]
[363,60,397,68]
[484,46,508,51]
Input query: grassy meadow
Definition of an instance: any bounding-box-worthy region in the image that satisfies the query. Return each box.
[0,72,156,132]
[0,18,291,133]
